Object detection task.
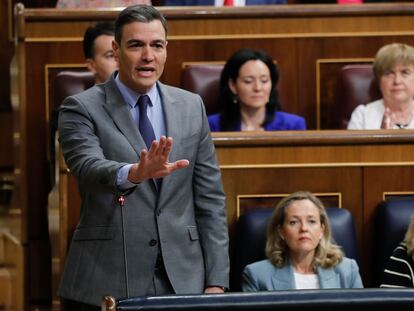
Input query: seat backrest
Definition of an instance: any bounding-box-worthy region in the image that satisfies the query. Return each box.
[334,64,381,129]
[53,70,95,110]
[375,199,414,286]
[49,70,95,189]
[231,207,358,291]
[181,64,223,115]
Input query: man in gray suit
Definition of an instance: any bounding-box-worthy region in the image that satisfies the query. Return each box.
[58,5,229,309]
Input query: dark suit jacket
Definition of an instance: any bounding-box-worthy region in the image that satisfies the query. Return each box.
[57,74,229,306]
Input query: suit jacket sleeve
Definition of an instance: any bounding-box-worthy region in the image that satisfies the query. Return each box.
[58,91,128,190]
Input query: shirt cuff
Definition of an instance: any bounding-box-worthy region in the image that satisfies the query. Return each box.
[117,164,138,190]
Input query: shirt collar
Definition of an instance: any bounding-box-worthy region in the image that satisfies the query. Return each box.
[114,72,158,108]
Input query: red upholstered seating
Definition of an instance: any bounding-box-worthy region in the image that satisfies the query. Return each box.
[181,64,224,115]
[335,64,381,129]
[53,71,95,110]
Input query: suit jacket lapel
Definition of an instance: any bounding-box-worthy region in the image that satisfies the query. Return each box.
[158,82,181,148]
[272,264,295,290]
[156,82,181,196]
[102,76,146,157]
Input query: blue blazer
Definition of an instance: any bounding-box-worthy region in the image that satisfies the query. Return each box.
[242,259,363,291]
[164,0,286,5]
[208,111,306,132]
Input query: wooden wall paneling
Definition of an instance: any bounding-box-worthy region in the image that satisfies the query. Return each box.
[237,193,342,216]
[0,232,25,311]
[163,5,414,36]
[0,0,14,112]
[0,112,14,168]
[296,37,323,129]
[10,5,27,244]
[221,166,363,225]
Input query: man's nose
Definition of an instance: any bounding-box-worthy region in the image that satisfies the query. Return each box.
[142,46,154,61]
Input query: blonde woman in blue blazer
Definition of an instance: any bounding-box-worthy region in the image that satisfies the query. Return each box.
[242,191,363,291]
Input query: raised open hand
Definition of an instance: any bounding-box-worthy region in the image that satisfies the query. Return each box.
[128,136,189,184]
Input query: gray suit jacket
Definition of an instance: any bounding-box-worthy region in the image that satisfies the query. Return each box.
[242,258,363,291]
[57,74,229,305]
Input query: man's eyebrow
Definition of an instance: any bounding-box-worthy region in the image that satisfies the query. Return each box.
[126,39,144,45]
[151,39,166,45]
[125,39,166,45]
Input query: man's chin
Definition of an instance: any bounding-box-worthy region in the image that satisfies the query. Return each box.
[133,79,157,93]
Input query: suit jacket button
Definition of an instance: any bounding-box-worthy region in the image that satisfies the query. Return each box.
[149,239,158,247]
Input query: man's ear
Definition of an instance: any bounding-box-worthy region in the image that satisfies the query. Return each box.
[85,58,96,75]
[112,40,119,62]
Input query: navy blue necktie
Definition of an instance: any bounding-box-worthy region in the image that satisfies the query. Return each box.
[137,95,156,149]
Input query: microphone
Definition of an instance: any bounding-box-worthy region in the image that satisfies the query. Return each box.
[117,195,130,298]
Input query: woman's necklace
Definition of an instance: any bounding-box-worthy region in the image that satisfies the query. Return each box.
[387,101,414,129]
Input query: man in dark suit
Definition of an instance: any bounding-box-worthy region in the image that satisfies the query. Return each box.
[58,5,229,310]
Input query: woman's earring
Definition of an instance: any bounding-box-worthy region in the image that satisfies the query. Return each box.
[232,95,238,104]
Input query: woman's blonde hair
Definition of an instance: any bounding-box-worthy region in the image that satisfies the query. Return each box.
[404,215,414,261]
[373,43,414,78]
[265,191,343,269]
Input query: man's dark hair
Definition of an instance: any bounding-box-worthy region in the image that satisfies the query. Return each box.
[83,21,115,59]
[115,5,168,45]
